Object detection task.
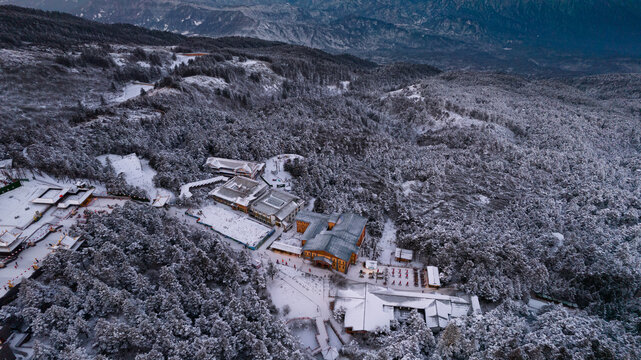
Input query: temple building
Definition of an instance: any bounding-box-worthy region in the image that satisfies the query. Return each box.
[295,211,367,273]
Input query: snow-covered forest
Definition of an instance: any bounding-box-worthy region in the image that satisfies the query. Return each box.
[1,5,640,359]
[3,204,305,359]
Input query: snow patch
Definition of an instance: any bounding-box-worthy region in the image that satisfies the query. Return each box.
[111,82,154,103]
[263,154,303,191]
[183,75,227,88]
[96,153,173,203]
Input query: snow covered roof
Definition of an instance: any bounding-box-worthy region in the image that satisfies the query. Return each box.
[304,231,360,262]
[394,248,413,261]
[251,189,303,221]
[205,157,265,179]
[51,234,83,251]
[269,241,303,255]
[57,188,94,209]
[209,176,268,207]
[335,283,475,332]
[332,213,368,239]
[0,228,23,254]
[32,187,69,205]
[427,266,441,287]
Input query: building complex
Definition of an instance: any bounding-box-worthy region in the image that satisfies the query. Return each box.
[205,157,265,179]
[295,211,367,273]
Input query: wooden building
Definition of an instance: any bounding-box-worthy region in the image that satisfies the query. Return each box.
[205,157,265,179]
[295,211,367,273]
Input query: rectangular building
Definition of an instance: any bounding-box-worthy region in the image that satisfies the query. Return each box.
[209,176,268,213]
[250,189,304,229]
[205,157,265,179]
[394,248,413,262]
[427,266,441,288]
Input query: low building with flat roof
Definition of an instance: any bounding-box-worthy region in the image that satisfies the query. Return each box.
[250,189,304,229]
[205,157,265,179]
[209,176,268,213]
[394,248,413,262]
[335,283,479,333]
[427,266,441,288]
[295,211,367,273]
[31,187,69,205]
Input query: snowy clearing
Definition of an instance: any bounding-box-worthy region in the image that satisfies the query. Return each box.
[96,153,173,204]
[263,154,303,191]
[189,205,273,249]
[182,75,228,88]
[111,82,154,103]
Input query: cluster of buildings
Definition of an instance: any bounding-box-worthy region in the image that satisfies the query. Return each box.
[206,157,369,274]
[0,181,91,261]
[334,283,481,333]
[206,157,304,230]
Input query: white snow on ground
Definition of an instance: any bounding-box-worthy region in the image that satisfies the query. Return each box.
[170,54,190,69]
[228,58,284,94]
[96,153,173,204]
[325,323,342,349]
[170,53,205,69]
[263,154,303,191]
[384,84,425,102]
[191,205,272,248]
[111,82,154,103]
[290,320,319,351]
[477,194,490,205]
[268,263,324,319]
[401,180,419,196]
[110,53,127,67]
[136,61,151,68]
[182,75,228,88]
[378,219,398,265]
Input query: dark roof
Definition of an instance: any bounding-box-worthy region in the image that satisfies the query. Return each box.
[299,211,367,262]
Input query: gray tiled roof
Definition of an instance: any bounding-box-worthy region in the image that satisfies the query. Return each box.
[209,176,267,207]
[332,213,367,238]
[298,211,367,262]
[251,189,302,221]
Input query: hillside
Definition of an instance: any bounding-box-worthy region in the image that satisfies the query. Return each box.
[3,0,641,73]
[0,6,640,359]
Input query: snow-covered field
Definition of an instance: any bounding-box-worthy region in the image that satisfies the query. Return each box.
[229,58,284,94]
[111,82,154,103]
[96,153,173,204]
[377,219,398,265]
[191,205,273,249]
[183,75,227,89]
[269,264,324,319]
[290,319,320,351]
[263,154,303,190]
[384,84,425,102]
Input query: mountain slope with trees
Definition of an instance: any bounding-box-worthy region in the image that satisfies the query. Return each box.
[0,6,640,358]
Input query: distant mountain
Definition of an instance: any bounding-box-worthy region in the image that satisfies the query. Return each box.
[3,0,641,73]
